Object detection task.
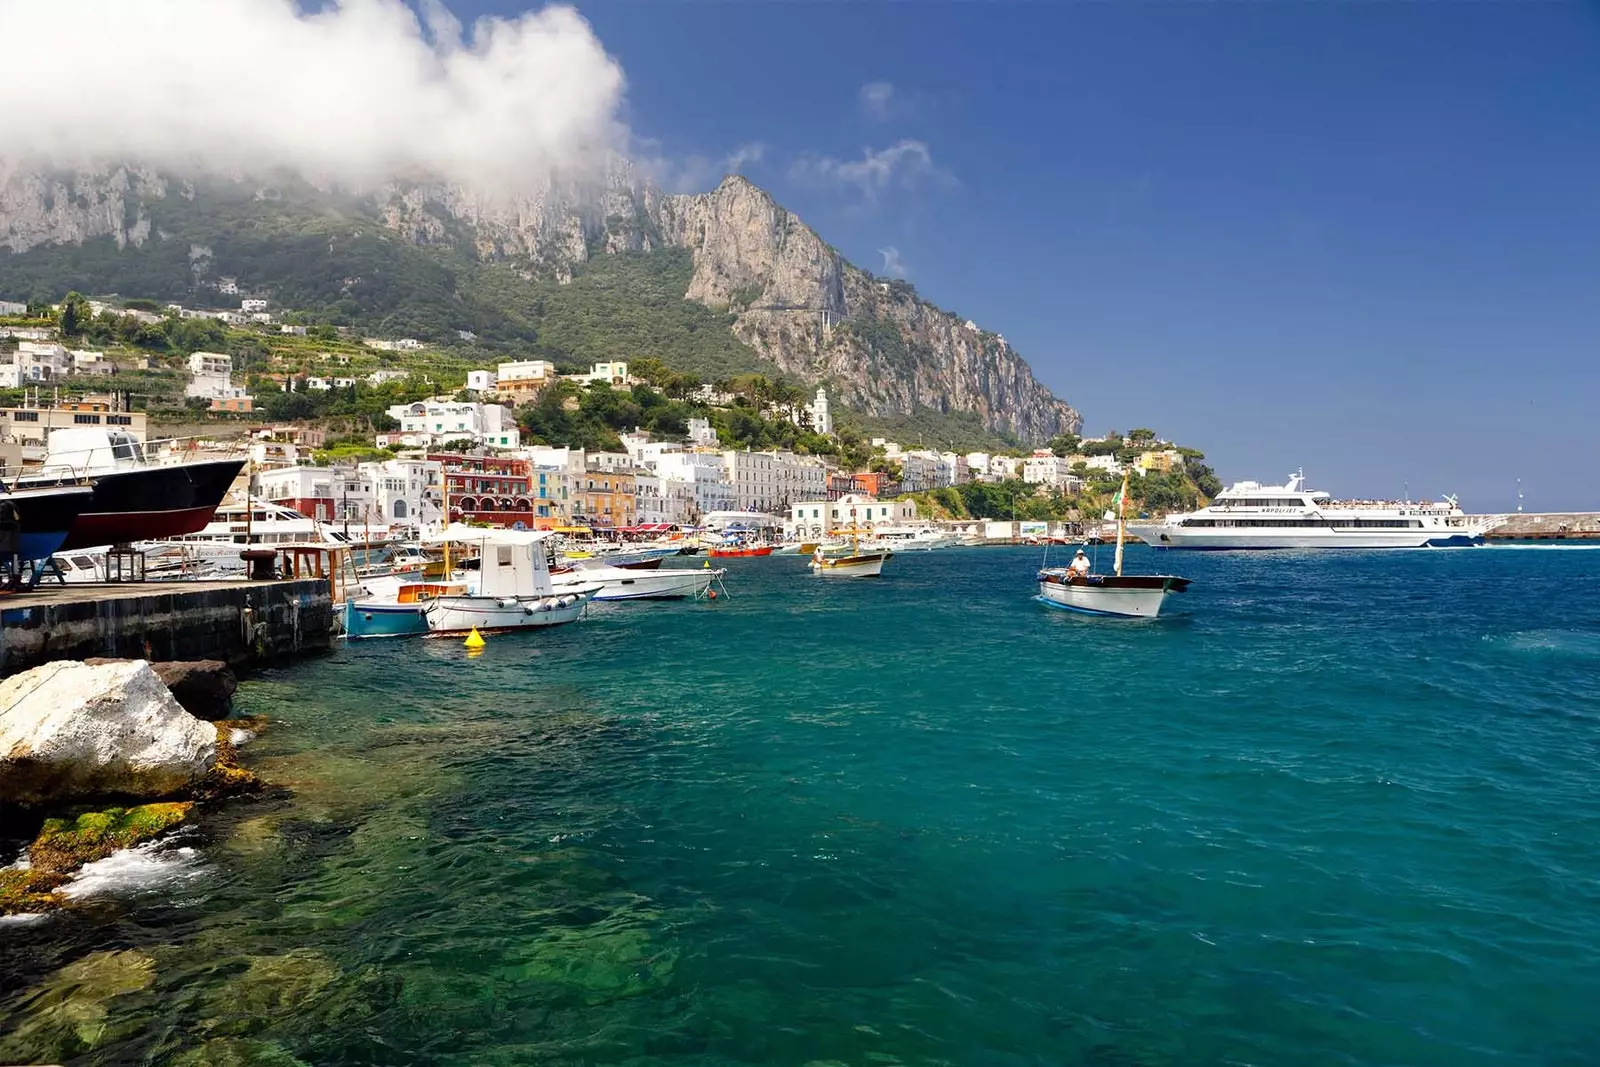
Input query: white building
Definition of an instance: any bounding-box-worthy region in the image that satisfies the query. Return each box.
[5,341,73,385]
[988,455,1022,481]
[653,450,734,521]
[240,299,268,313]
[786,494,918,539]
[465,369,496,392]
[249,312,274,324]
[280,324,308,336]
[357,457,443,529]
[634,470,694,526]
[217,278,239,296]
[722,449,830,513]
[304,376,357,392]
[808,386,833,435]
[965,452,993,482]
[496,360,556,400]
[938,452,969,486]
[70,349,113,376]
[686,417,718,448]
[567,360,630,386]
[1022,453,1084,492]
[898,450,945,492]
[381,400,520,449]
[395,338,425,351]
[368,369,409,385]
[185,351,249,401]
[0,300,27,316]
[1085,454,1125,475]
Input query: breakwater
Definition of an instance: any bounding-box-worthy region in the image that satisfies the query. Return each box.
[0,579,334,676]
[1482,512,1600,540]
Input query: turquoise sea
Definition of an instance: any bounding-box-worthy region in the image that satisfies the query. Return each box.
[4,544,1600,1066]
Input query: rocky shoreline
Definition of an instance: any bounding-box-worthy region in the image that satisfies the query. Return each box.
[0,659,265,917]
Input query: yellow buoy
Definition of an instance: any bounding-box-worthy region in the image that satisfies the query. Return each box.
[703,559,710,569]
[464,627,486,649]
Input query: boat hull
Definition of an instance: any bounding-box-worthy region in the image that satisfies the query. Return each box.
[424,592,589,634]
[343,600,428,639]
[1126,522,1488,551]
[3,486,97,562]
[40,458,248,551]
[709,546,773,558]
[1036,572,1188,618]
[809,553,888,577]
[586,568,718,601]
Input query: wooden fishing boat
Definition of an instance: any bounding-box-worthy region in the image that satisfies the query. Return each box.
[1036,472,1190,618]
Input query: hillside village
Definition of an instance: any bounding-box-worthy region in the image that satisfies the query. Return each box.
[0,291,1220,535]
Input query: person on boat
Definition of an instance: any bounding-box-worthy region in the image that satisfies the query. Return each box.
[1068,549,1092,580]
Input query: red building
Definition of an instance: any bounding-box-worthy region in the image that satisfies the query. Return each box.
[429,453,537,529]
[828,470,899,500]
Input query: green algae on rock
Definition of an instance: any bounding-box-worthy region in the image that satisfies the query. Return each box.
[0,802,193,914]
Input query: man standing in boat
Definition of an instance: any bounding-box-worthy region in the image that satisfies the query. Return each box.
[1068,549,1092,581]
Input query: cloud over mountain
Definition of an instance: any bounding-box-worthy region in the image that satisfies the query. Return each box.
[0,0,628,191]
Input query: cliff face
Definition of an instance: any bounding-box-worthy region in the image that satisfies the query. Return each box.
[0,164,1079,442]
[656,177,1079,442]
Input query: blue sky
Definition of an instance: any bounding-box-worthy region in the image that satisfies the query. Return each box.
[472,0,1599,509]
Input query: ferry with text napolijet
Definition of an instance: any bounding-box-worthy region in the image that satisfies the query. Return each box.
[1125,471,1502,550]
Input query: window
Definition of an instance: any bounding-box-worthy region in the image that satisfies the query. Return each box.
[73,414,101,424]
[12,411,37,422]
[393,499,408,519]
[497,546,513,566]
[107,415,132,426]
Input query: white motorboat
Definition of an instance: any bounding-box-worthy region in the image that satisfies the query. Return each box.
[871,524,959,550]
[552,561,723,601]
[420,525,599,634]
[1125,470,1502,550]
[1036,473,1190,618]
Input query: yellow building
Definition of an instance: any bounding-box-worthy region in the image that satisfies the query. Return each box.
[1136,449,1182,474]
[578,468,637,529]
[0,398,146,446]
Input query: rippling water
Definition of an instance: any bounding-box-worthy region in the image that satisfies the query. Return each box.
[4,545,1600,1066]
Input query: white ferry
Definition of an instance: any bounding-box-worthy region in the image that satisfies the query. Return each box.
[1125,471,1502,550]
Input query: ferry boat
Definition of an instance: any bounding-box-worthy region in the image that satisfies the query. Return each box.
[1125,471,1502,551]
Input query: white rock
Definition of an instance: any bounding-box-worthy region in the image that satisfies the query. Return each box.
[0,660,218,805]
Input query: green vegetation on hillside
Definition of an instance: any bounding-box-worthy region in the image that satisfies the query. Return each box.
[834,405,1019,454]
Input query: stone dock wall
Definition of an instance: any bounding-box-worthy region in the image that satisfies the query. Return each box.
[0,579,335,677]
[1480,512,1600,540]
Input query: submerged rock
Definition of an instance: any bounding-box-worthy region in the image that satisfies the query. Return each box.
[0,660,218,805]
[0,948,155,1060]
[170,1038,312,1067]
[87,657,239,720]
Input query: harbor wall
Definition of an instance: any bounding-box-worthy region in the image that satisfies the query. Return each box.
[1481,513,1600,540]
[0,579,335,677]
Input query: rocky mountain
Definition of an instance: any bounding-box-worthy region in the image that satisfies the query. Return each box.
[0,162,1080,442]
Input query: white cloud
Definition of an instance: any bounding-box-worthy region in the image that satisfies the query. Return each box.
[858,81,896,120]
[722,142,765,174]
[0,0,628,192]
[636,141,766,194]
[878,246,907,278]
[789,140,954,201]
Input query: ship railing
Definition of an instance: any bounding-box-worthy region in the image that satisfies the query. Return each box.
[0,432,251,485]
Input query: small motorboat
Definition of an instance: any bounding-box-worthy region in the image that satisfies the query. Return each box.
[1035,472,1190,618]
[708,545,773,558]
[553,562,724,601]
[420,526,599,635]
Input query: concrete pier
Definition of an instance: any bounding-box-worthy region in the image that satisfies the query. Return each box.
[0,579,335,677]
[1481,512,1600,540]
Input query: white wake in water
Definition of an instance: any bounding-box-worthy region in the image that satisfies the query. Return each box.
[59,840,209,900]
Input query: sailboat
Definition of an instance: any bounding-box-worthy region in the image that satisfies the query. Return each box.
[1036,472,1191,618]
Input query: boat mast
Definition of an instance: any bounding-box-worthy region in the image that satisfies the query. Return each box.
[1113,469,1129,577]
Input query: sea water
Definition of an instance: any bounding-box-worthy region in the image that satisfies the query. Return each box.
[3,545,1599,1065]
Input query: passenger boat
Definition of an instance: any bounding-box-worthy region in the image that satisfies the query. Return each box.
[1037,472,1190,618]
[420,526,599,635]
[20,429,246,551]
[1124,470,1502,550]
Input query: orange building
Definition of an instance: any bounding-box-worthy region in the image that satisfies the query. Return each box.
[578,468,636,529]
